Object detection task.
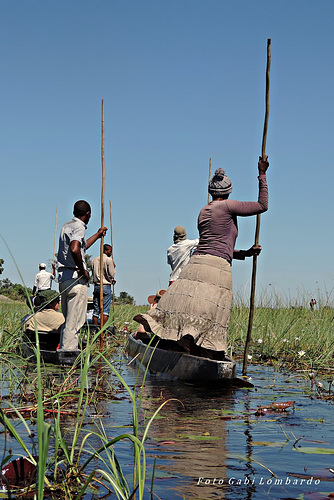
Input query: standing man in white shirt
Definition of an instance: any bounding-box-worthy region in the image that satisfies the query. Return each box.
[33,262,55,295]
[57,200,107,354]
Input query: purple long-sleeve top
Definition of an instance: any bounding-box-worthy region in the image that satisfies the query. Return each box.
[193,174,268,264]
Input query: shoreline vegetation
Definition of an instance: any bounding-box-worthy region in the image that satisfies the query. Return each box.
[1,290,333,375]
[0,299,167,498]
[0,291,333,497]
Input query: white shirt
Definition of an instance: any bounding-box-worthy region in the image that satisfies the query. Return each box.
[34,269,54,291]
[57,217,87,283]
[167,238,199,281]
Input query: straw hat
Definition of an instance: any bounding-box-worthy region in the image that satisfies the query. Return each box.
[147,289,166,305]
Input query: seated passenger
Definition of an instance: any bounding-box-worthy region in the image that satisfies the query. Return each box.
[167,226,198,286]
[134,290,166,340]
[24,289,65,335]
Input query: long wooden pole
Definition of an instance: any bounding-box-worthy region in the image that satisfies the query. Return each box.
[52,205,58,269]
[207,158,212,204]
[242,38,271,376]
[109,200,115,317]
[99,99,105,349]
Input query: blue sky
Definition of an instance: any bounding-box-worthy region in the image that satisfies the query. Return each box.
[1,0,333,306]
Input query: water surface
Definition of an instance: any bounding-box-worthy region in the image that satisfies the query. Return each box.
[2,359,334,500]
[121,362,334,499]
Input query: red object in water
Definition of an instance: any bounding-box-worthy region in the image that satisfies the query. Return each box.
[255,400,295,415]
[0,457,37,486]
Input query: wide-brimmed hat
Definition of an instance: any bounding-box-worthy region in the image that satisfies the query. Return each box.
[147,289,166,304]
[37,289,60,306]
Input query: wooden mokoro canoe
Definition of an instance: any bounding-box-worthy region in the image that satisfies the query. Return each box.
[21,340,81,366]
[126,333,237,383]
[20,324,105,365]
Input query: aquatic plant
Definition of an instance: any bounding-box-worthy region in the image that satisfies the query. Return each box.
[227,299,334,374]
[2,284,334,496]
[0,318,171,498]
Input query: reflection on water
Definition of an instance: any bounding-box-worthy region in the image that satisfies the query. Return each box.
[123,362,334,499]
[139,381,235,499]
[2,359,334,499]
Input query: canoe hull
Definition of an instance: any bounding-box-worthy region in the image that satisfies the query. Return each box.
[21,342,80,365]
[20,324,103,365]
[21,342,58,364]
[126,333,237,382]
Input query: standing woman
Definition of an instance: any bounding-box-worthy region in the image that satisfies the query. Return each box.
[135,156,269,359]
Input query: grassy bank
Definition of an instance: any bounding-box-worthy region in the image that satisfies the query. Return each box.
[229,305,334,373]
[1,299,333,374]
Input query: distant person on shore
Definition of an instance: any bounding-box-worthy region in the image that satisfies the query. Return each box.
[167,226,199,286]
[57,200,107,353]
[310,298,317,310]
[32,262,55,295]
[91,244,116,326]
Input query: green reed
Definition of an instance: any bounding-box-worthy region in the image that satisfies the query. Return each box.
[74,340,172,499]
[0,307,166,498]
[1,289,334,496]
[2,294,334,373]
[228,302,334,374]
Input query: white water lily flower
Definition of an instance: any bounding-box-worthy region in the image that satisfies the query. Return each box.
[257,339,263,344]
[247,354,252,361]
[298,350,306,357]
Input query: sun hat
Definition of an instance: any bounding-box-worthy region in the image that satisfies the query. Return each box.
[173,225,187,243]
[147,289,166,305]
[36,289,60,306]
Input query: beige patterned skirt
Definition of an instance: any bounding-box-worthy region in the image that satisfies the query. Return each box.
[135,254,232,352]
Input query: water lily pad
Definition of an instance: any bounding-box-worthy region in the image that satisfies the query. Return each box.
[294,447,334,454]
[177,434,222,441]
[252,441,288,447]
[220,409,247,415]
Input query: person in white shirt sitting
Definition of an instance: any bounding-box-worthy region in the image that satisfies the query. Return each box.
[167,226,199,286]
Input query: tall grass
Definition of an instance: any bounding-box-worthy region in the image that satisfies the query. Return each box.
[229,288,334,373]
[2,295,334,373]
[0,303,167,498]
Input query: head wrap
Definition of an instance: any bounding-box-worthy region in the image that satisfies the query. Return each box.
[208,168,233,197]
[173,225,187,243]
